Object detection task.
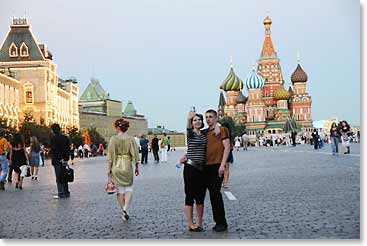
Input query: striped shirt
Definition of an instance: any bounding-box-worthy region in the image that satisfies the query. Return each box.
[186,128,207,170]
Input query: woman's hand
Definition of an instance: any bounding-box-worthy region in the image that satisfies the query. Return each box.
[135,166,139,176]
[188,111,196,120]
[218,163,225,177]
[179,154,187,164]
[107,169,112,178]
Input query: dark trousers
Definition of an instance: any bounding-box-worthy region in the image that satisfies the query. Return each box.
[53,162,70,197]
[313,138,319,149]
[153,149,159,162]
[141,148,148,163]
[7,164,14,181]
[204,164,227,226]
[184,164,206,206]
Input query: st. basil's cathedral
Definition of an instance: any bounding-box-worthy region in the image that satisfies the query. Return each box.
[218,16,312,139]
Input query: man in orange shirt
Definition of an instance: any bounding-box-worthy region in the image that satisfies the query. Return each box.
[204,109,231,232]
[0,129,9,190]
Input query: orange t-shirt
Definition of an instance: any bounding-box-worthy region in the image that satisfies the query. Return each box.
[0,138,8,155]
[206,127,229,165]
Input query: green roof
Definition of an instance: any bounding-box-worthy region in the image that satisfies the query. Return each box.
[80,78,110,101]
[124,101,137,116]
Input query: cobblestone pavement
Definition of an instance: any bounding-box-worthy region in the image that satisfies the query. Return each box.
[0,143,360,239]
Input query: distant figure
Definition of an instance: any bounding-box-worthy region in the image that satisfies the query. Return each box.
[140,135,149,164]
[339,120,351,154]
[151,134,159,163]
[9,133,28,190]
[161,133,169,162]
[329,122,339,155]
[83,143,90,158]
[0,130,9,190]
[50,124,71,199]
[78,145,83,158]
[234,136,241,151]
[291,131,297,146]
[29,136,41,180]
[134,135,141,154]
[241,132,249,151]
[167,136,171,152]
[69,143,75,165]
[271,133,277,147]
[311,129,319,150]
[98,143,105,156]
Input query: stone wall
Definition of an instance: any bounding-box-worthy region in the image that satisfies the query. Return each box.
[79,111,148,143]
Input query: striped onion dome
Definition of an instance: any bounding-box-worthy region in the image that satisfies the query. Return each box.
[245,66,265,89]
[291,64,308,83]
[236,91,247,104]
[274,86,290,100]
[220,67,244,91]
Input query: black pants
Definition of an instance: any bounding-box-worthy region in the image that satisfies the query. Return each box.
[52,161,70,197]
[141,148,148,163]
[7,164,14,181]
[184,164,206,206]
[204,164,227,226]
[153,149,159,162]
[313,138,319,149]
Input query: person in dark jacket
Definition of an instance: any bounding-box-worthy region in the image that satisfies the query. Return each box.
[151,135,159,163]
[311,129,319,150]
[140,135,149,164]
[50,124,70,199]
[329,122,339,155]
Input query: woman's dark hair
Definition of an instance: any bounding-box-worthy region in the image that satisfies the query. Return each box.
[331,122,337,128]
[11,133,24,148]
[114,118,129,132]
[191,114,204,129]
[51,123,61,134]
[339,120,350,130]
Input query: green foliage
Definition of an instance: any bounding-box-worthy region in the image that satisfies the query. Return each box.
[68,126,83,147]
[0,116,17,139]
[219,116,246,143]
[87,127,106,146]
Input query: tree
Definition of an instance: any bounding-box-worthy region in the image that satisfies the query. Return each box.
[19,111,52,146]
[67,126,83,147]
[0,116,17,140]
[219,116,246,143]
[87,127,106,146]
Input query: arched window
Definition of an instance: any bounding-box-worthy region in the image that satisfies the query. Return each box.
[9,42,18,57]
[20,42,29,57]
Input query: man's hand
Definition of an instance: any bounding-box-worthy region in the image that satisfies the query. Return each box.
[218,164,225,177]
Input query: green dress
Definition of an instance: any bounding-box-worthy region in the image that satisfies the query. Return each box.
[107,135,139,186]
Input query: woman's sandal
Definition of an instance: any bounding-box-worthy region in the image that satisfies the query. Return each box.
[188,226,203,232]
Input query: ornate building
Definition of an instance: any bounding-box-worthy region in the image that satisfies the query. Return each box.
[79,78,148,141]
[0,17,79,130]
[218,16,312,139]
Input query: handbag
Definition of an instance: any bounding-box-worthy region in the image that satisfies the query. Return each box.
[60,162,74,183]
[105,177,117,194]
[26,165,31,177]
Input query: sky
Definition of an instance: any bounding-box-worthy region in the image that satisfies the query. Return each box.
[0,0,361,131]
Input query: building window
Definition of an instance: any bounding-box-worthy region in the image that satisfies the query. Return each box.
[9,42,18,57]
[20,42,29,57]
[26,91,33,103]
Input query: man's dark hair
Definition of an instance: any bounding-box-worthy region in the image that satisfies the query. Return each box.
[163,133,167,136]
[205,109,218,117]
[51,123,61,134]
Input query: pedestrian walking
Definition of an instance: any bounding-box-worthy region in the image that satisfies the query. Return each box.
[161,133,169,162]
[29,136,41,180]
[241,132,249,151]
[107,119,139,221]
[83,143,90,158]
[78,145,83,158]
[291,130,297,146]
[140,135,149,164]
[311,129,319,150]
[98,143,104,156]
[0,129,9,190]
[204,109,230,232]
[234,136,241,151]
[271,133,277,147]
[151,134,160,163]
[339,120,352,154]
[69,143,75,165]
[9,133,28,190]
[50,124,71,199]
[330,122,339,155]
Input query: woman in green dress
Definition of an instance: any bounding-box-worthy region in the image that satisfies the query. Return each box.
[107,119,140,221]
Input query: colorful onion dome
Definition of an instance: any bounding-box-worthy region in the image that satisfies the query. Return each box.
[274,86,290,100]
[263,16,272,25]
[220,67,244,91]
[291,64,308,83]
[245,66,265,89]
[236,91,247,104]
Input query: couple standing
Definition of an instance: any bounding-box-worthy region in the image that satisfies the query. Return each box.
[182,109,230,232]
